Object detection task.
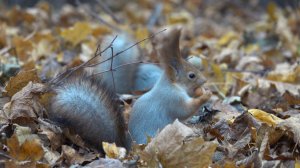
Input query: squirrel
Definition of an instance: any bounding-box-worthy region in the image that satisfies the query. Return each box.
[48,27,210,150]
[93,33,163,94]
[129,28,210,144]
[48,73,129,149]
[93,33,140,94]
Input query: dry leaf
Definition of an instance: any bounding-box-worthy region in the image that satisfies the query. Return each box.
[277,114,300,145]
[3,82,46,124]
[5,69,41,97]
[248,109,283,127]
[61,145,96,165]
[6,125,44,162]
[102,142,126,159]
[141,120,217,168]
[217,32,239,47]
[60,22,92,46]
[12,36,33,62]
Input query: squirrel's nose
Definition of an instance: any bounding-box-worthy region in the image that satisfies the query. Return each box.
[198,78,206,85]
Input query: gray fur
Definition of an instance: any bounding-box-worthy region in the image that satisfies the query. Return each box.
[49,75,127,149]
[96,34,139,94]
[129,73,193,144]
[134,64,162,92]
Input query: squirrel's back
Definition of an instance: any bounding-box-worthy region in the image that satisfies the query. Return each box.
[48,73,127,149]
[95,33,140,94]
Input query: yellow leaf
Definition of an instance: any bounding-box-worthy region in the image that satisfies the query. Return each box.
[134,27,149,48]
[244,44,260,54]
[211,63,224,82]
[217,32,238,47]
[0,24,6,48]
[267,2,278,21]
[267,71,297,83]
[91,25,111,37]
[56,52,64,63]
[7,125,44,162]
[167,11,193,25]
[248,109,283,127]
[102,142,126,159]
[5,69,41,97]
[12,36,33,62]
[295,160,300,168]
[60,22,92,46]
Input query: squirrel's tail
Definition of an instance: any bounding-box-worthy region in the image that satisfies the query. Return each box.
[48,73,127,150]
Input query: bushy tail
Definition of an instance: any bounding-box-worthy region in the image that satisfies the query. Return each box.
[48,73,127,149]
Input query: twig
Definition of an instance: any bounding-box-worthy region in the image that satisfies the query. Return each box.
[0,152,14,160]
[91,61,144,76]
[0,46,11,56]
[49,29,166,87]
[75,0,120,31]
[96,0,122,24]
[110,46,116,92]
[84,29,167,68]
[48,35,118,86]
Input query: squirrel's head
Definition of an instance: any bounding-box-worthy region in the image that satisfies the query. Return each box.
[154,27,206,96]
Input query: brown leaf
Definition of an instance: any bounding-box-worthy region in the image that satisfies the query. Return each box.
[60,22,92,46]
[5,69,41,97]
[12,36,33,62]
[277,114,300,145]
[102,142,126,159]
[7,125,44,162]
[141,120,217,168]
[211,100,241,122]
[42,147,61,166]
[3,82,46,125]
[61,145,96,165]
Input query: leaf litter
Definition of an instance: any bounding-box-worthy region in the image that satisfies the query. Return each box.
[0,0,299,167]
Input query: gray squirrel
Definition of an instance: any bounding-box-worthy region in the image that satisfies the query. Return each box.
[94,32,203,94]
[129,28,209,144]
[93,33,162,94]
[48,27,210,150]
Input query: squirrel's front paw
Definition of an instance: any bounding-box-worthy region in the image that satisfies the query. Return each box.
[193,87,211,105]
[186,88,211,114]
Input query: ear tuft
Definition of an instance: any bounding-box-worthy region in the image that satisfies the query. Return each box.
[153,27,183,81]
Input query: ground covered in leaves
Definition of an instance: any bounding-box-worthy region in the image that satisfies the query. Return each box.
[0,0,300,167]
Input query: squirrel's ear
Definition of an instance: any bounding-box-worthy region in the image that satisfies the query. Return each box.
[154,27,183,81]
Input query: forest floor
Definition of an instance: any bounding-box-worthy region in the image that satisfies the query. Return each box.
[0,1,299,167]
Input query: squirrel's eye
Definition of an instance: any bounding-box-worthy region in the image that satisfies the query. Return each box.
[188,72,196,80]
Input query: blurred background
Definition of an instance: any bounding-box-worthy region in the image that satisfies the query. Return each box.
[1,0,299,9]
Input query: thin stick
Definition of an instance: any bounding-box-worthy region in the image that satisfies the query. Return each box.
[75,0,120,31]
[110,47,116,92]
[49,36,118,85]
[96,0,122,24]
[91,61,152,76]
[83,29,167,68]
[50,29,166,86]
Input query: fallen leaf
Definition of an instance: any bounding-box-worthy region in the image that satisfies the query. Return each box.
[12,36,33,62]
[5,69,41,97]
[61,145,96,165]
[3,82,46,124]
[141,120,217,168]
[277,114,300,145]
[60,22,92,46]
[7,125,44,161]
[102,142,126,159]
[217,32,239,47]
[248,109,283,127]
